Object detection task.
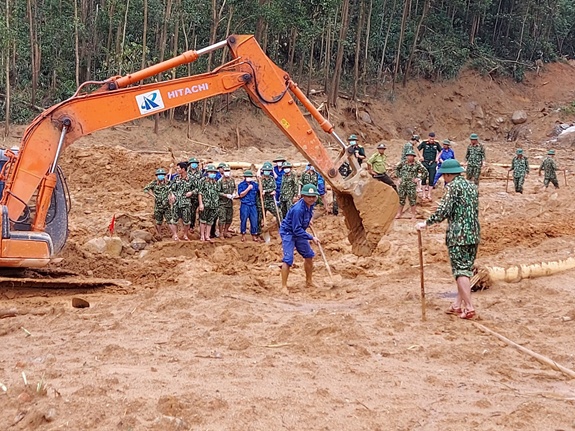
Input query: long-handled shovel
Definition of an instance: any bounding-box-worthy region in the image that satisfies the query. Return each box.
[309,225,334,284]
[417,230,426,321]
[257,178,271,243]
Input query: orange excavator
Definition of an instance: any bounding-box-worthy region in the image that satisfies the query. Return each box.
[0,35,398,269]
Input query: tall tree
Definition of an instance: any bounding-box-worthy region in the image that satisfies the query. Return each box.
[329,0,350,107]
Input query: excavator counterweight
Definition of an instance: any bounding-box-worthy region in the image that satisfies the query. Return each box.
[0,35,398,268]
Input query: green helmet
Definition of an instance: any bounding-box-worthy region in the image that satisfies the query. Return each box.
[243,169,254,177]
[205,164,217,172]
[217,162,227,169]
[301,183,319,197]
[411,135,420,141]
[272,155,286,162]
[348,134,358,141]
[188,157,199,164]
[282,161,292,168]
[442,139,451,146]
[469,133,479,140]
[262,161,273,170]
[516,148,523,154]
[155,168,167,175]
[223,165,231,171]
[405,150,416,157]
[548,149,555,155]
[438,159,465,174]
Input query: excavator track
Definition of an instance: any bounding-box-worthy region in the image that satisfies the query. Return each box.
[0,268,131,290]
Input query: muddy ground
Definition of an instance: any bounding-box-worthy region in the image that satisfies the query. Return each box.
[1,64,575,430]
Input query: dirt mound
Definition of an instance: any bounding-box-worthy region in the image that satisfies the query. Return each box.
[2,65,575,430]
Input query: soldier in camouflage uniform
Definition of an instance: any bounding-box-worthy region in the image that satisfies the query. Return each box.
[539,149,559,189]
[187,157,203,231]
[401,135,420,162]
[279,161,298,218]
[261,162,281,224]
[169,162,194,241]
[509,148,530,193]
[144,168,171,238]
[395,150,428,219]
[464,133,486,185]
[198,164,220,242]
[217,164,235,239]
[416,159,480,320]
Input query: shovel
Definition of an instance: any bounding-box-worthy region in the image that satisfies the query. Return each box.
[309,225,334,284]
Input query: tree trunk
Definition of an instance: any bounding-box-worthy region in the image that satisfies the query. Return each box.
[4,0,10,137]
[306,39,315,96]
[361,0,373,95]
[220,5,234,66]
[154,0,173,134]
[329,0,351,107]
[402,0,429,87]
[141,0,148,74]
[105,1,115,71]
[288,28,297,72]
[376,0,396,85]
[352,0,365,100]
[74,0,80,87]
[392,0,410,93]
[169,0,180,123]
[255,0,267,43]
[323,22,331,94]
[118,0,130,76]
[202,0,219,127]
[27,0,39,106]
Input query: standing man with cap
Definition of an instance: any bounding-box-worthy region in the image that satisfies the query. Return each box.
[272,156,286,202]
[237,170,260,242]
[348,134,366,165]
[509,149,529,193]
[217,164,236,238]
[539,149,559,189]
[279,162,298,218]
[366,142,398,192]
[187,157,203,233]
[261,162,281,224]
[395,150,428,218]
[416,159,480,320]
[198,164,221,242]
[279,183,321,292]
[417,132,442,200]
[465,133,486,185]
[433,139,456,187]
[168,162,194,241]
[144,168,172,238]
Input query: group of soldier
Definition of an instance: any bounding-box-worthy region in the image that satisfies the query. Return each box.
[143,156,325,243]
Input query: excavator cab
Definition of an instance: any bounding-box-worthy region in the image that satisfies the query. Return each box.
[0,34,398,268]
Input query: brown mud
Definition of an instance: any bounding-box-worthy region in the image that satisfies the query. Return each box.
[1,64,575,430]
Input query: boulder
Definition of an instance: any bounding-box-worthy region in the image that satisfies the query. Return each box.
[130,229,153,243]
[358,110,372,124]
[511,110,527,124]
[130,238,147,251]
[83,236,123,257]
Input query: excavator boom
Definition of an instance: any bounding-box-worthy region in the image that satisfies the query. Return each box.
[0,35,398,268]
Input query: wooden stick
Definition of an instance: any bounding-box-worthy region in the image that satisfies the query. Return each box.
[505,170,510,193]
[309,226,333,282]
[417,230,426,321]
[473,322,575,380]
[257,177,266,225]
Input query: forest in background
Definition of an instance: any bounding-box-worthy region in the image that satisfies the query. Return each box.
[1,0,575,131]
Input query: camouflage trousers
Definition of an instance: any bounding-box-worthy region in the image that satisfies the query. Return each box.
[398,181,417,207]
[544,175,559,189]
[154,205,171,225]
[190,198,199,228]
[264,197,280,223]
[218,204,233,224]
[279,199,294,219]
[513,175,526,193]
[448,244,478,279]
[199,207,218,225]
[170,205,191,225]
[466,165,481,185]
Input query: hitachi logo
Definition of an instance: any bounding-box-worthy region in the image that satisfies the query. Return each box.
[167,83,209,99]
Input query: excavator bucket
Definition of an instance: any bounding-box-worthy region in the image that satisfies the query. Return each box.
[337,178,399,256]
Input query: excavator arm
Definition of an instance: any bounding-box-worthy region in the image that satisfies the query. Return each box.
[0,35,397,268]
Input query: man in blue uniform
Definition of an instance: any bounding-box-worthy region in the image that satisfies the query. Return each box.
[280,184,320,292]
[237,170,260,242]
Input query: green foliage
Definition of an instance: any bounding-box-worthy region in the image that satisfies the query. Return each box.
[559,101,575,117]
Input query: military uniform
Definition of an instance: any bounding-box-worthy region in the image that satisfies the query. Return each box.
[198,177,220,225]
[465,144,486,185]
[217,176,236,224]
[279,172,298,218]
[425,175,480,278]
[187,168,202,228]
[510,153,529,193]
[417,140,442,185]
[170,175,194,225]
[540,156,559,188]
[262,174,280,221]
[144,179,171,224]
[395,160,428,207]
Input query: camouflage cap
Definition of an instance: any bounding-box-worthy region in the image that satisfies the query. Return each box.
[405,150,417,157]
[243,169,254,177]
[282,161,292,168]
[205,164,217,172]
[155,168,167,175]
[470,133,479,140]
[262,161,273,170]
[188,157,199,163]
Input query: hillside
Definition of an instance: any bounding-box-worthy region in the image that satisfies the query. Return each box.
[1,65,575,430]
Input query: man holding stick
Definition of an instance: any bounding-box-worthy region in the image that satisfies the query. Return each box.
[279,184,320,292]
[415,159,480,319]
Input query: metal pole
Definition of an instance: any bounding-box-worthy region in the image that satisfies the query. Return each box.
[50,119,70,174]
